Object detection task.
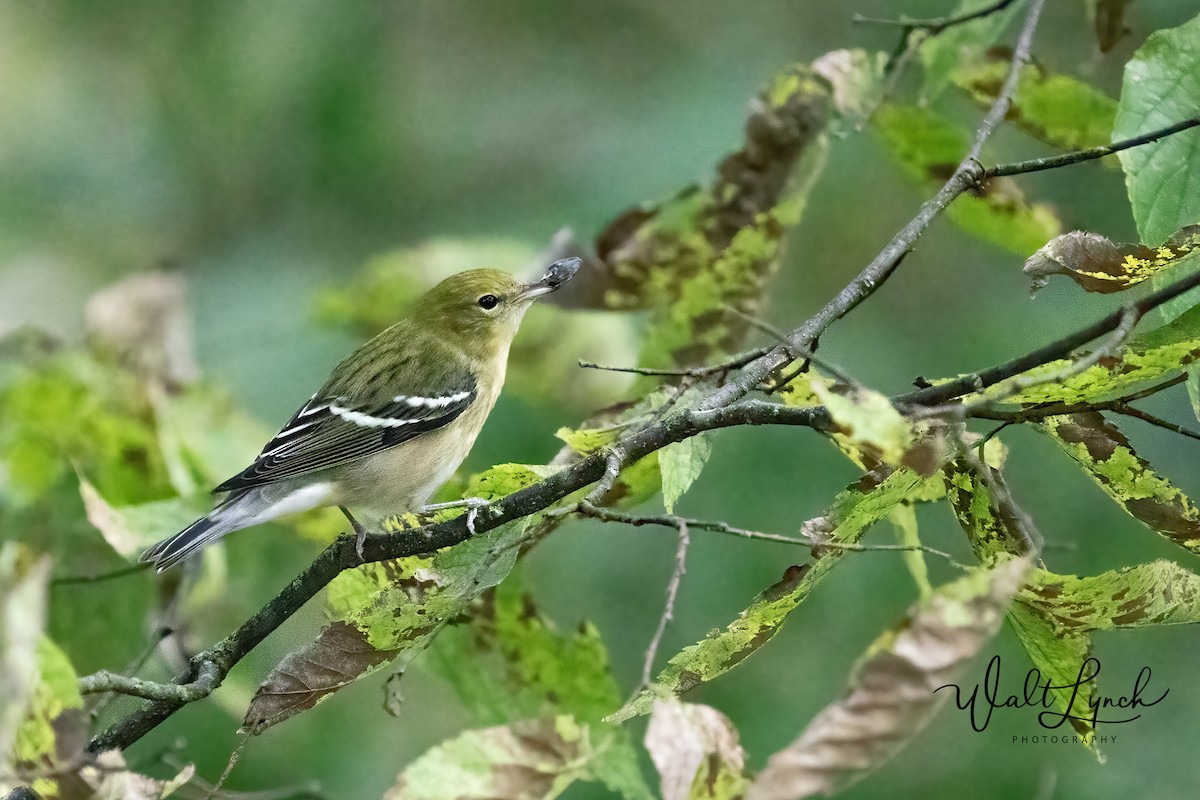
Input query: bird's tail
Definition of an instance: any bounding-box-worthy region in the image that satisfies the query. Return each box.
[140,489,257,571]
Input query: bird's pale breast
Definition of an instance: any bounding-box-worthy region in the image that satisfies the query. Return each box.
[330,376,502,525]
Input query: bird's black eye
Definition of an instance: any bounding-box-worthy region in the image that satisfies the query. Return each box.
[477,294,499,310]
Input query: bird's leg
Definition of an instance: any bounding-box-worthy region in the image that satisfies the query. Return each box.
[420,497,491,535]
[340,506,371,561]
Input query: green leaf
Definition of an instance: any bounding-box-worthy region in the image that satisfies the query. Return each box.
[1024,224,1200,294]
[956,56,1118,151]
[660,434,712,513]
[645,699,748,800]
[747,558,1030,800]
[1114,11,1200,246]
[1005,600,1098,745]
[889,504,931,599]
[1040,413,1200,553]
[872,104,1060,255]
[1,545,50,785]
[919,0,1025,101]
[979,303,1200,405]
[609,466,923,723]
[430,574,622,726]
[555,426,620,456]
[383,715,649,800]
[0,347,173,507]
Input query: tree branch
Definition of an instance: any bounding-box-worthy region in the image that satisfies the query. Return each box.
[574,501,968,566]
[988,114,1200,177]
[698,0,1047,413]
[80,661,219,704]
[86,401,828,753]
[900,267,1200,408]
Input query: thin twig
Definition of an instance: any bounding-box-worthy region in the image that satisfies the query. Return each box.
[918,306,1142,419]
[1111,404,1200,443]
[988,114,1200,177]
[203,733,250,800]
[853,0,1016,34]
[901,270,1200,408]
[51,562,149,585]
[575,501,969,566]
[641,520,689,687]
[964,374,1188,422]
[579,346,773,379]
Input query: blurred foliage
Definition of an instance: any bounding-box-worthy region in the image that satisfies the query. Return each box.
[872,104,1060,255]
[3,2,1200,799]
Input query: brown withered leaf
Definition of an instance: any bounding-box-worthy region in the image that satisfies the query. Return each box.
[1094,0,1135,53]
[1025,225,1200,294]
[1041,412,1200,554]
[747,558,1030,800]
[243,621,400,732]
[546,63,834,371]
[85,271,198,386]
[645,699,747,800]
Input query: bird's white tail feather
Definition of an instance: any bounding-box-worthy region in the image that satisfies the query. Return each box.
[140,482,333,571]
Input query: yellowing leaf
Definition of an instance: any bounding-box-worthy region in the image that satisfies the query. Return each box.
[919,0,1024,101]
[944,457,1030,563]
[645,699,748,800]
[383,716,639,800]
[1008,560,1200,753]
[1040,413,1200,553]
[811,378,911,466]
[0,545,49,786]
[11,637,85,798]
[1025,225,1200,294]
[957,57,1118,151]
[981,303,1200,406]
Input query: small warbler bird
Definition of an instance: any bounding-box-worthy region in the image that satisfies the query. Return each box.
[141,258,581,571]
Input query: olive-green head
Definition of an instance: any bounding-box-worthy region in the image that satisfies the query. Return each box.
[413,258,581,351]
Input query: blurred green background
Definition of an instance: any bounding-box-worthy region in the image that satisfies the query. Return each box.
[2,1,1199,797]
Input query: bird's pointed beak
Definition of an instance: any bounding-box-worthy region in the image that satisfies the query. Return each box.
[519,257,582,300]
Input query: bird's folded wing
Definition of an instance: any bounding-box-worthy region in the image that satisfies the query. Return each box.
[213,378,477,493]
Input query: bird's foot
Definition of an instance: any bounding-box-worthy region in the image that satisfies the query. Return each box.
[340,506,372,562]
[420,497,492,535]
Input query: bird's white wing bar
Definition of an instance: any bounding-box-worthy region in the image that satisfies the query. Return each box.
[394,390,473,409]
[330,405,424,428]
